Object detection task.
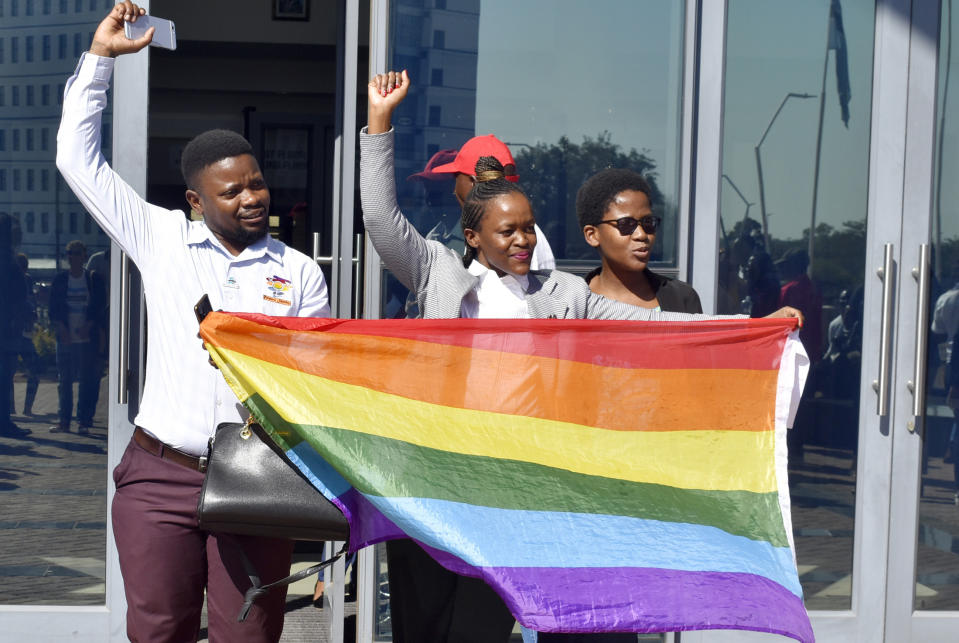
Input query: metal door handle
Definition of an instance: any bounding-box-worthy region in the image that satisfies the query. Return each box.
[313,232,334,266]
[907,243,931,422]
[353,233,365,318]
[117,251,130,405]
[874,244,895,416]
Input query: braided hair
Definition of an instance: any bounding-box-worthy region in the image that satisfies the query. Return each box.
[460,156,529,267]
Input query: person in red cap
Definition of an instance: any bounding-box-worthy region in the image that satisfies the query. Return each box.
[427,134,555,270]
[406,148,467,255]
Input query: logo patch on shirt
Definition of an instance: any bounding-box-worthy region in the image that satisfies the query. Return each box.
[223,276,240,290]
[263,276,293,306]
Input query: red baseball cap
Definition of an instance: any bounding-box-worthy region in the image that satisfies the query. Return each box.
[406,148,459,182]
[431,134,520,182]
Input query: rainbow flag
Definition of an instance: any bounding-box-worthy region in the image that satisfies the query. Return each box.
[200,313,812,642]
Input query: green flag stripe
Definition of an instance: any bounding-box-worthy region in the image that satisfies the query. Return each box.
[246,395,789,548]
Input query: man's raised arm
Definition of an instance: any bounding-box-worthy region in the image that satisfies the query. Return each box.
[55,1,155,263]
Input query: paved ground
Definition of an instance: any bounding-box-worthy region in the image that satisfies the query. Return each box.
[4,376,959,640]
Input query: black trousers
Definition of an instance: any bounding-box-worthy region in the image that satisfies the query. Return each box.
[386,538,515,643]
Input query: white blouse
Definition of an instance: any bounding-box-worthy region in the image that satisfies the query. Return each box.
[460,261,531,319]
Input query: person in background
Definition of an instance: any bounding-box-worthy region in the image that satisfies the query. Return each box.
[13,253,39,416]
[576,168,702,314]
[777,248,823,362]
[56,4,331,640]
[1,213,29,439]
[48,240,106,435]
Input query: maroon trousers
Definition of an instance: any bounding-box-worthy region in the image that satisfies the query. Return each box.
[112,438,295,642]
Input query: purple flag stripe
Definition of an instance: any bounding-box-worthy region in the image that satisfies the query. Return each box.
[420,545,812,643]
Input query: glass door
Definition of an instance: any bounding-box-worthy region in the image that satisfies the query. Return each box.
[688,0,959,641]
[0,1,139,639]
[885,0,959,640]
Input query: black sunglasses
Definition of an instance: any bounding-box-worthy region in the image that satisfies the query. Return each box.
[599,215,662,236]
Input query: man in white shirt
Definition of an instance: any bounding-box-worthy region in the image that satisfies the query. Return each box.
[56,3,331,640]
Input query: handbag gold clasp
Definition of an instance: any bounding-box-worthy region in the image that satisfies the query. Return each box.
[240,416,254,440]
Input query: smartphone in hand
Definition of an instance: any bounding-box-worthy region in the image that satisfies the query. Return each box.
[124,14,177,50]
[194,294,213,325]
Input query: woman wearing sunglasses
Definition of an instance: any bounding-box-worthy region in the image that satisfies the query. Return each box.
[578,168,702,314]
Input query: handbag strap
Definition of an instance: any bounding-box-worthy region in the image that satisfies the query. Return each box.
[237,541,348,622]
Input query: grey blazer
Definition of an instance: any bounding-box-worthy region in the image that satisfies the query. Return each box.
[360,128,722,322]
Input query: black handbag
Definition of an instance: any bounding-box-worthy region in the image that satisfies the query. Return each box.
[198,419,349,541]
[197,418,350,620]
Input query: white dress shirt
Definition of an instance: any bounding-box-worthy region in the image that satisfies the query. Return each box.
[460,261,531,319]
[57,53,331,455]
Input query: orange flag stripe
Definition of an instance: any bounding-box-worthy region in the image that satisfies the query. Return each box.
[204,315,778,433]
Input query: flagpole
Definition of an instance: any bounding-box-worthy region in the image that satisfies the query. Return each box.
[808,9,832,277]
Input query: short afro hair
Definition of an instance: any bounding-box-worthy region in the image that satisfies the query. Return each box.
[180,129,254,189]
[575,168,654,228]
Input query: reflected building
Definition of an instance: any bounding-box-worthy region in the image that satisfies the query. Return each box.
[390,0,478,219]
[0,0,112,265]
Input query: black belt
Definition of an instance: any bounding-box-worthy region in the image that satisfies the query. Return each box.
[133,427,208,472]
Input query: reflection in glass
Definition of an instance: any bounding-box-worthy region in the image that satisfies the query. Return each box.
[0,3,111,605]
[384,0,686,316]
[720,0,874,610]
[917,0,959,612]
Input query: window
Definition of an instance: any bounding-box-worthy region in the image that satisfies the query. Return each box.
[73,33,81,58]
[435,0,446,8]
[12,85,19,106]
[11,0,17,16]
[42,34,50,60]
[56,211,62,230]
[57,83,64,105]
[0,86,4,107]
[84,215,92,234]
[0,0,4,18]
[41,212,49,233]
[0,38,4,64]
[58,33,66,59]
[42,84,49,106]
[59,0,65,12]
[0,170,5,191]
[25,35,33,62]
[11,36,18,63]
[26,169,34,191]
[88,0,94,10]
[25,212,35,234]
[13,169,21,191]
[26,128,33,151]
[41,128,48,150]
[43,0,49,14]
[433,30,445,49]
[25,0,32,15]
[74,0,81,11]
[428,105,441,126]
[431,68,444,86]
[0,130,4,151]
[69,211,77,233]
[41,168,49,191]
[26,85,34,106]
[12,129,20,151]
